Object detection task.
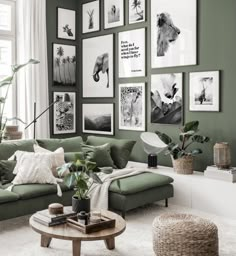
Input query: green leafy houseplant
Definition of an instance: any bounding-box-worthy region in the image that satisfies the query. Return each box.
[0,59,40,142]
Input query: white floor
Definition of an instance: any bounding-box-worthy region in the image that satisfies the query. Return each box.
[0,203,236,256]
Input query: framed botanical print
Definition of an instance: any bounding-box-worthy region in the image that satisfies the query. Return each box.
[83,1,100,34]
[129,0,145,24]
[189,71,220,112]
[104,0,124,29]
[57,7,76,40]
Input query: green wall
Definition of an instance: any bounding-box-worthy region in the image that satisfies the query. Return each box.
[47,0,236,171]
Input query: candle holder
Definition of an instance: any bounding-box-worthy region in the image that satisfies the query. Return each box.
[213,142,231,169]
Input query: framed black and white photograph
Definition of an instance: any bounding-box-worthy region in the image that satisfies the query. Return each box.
[119,83,146,131]
[53,43,76,86]
[151,0,197,68]
[129,0,145,24]
[119,28,145,78]
[83,1,100,34]
[53,92,76,134]
[104,0,124,29]
[189,71,220,112]
[57,7,76,40]
[151,73,183,124]
[83,34,113,98]
[82,104,114,135]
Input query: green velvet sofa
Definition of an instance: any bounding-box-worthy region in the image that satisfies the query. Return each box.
[0,137,174,221]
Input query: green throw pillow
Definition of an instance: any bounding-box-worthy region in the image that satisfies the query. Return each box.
[82,143,116,168]
[0,160,16,185]
[64,152,85,163]
[86,136,136,169]
[36,136,84,152]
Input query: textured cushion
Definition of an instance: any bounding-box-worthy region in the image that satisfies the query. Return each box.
[0,160,16,185]
[82,143,116,168]
[109,173,174,195]
[0,139,35,160]
[64,152,85,163]
[86,136,136,169]
[0,189,20,203]
[36,136,83,152]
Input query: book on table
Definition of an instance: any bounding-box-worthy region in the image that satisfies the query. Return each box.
[33,213,67,227]
[204,166,236,182]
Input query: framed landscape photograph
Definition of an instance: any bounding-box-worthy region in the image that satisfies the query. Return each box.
[119,28,145,78]
[83,1,100,34]
[151,0,197,68]
[151,73,183,125]
[53,43,76,86]
[129,0,145,24]
[57,7,76,40]
[189,71,220,112]
[119,83,146,131]
[82,104,114,135]
[83,34,114,98]
[53,92,76,134]
[104,0,124,29]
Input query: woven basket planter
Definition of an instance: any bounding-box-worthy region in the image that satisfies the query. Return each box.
[172,155,194,175]
[152,213,219,256]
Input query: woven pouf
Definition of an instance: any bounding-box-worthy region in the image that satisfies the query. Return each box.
[152,213,219,256]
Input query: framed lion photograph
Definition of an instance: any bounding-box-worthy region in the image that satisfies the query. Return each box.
[151,0,197,68]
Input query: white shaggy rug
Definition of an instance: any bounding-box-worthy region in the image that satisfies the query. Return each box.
[1,203,236,256]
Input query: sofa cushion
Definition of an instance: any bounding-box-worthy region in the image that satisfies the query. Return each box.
[0,139,35,160]
[3,183,71,200]
[0,189,19,203]
[86,136,136,169]
[37,136,83,152]
[109,173,174,195]
[0,160,16,185]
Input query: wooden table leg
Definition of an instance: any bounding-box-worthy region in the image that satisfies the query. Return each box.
[41,235,52,248]
[104,237,115,250]
[72,240,81,256]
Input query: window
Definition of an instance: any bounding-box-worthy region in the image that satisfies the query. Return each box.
[0,0,16,120]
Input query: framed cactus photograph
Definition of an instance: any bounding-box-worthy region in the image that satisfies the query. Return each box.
[82,1,100,34]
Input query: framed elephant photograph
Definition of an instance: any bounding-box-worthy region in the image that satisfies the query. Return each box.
[151,0,197,68]
[57,7,76,41]
[82,34,114,98]
[82,1,100,34]
[82,103,114,135]
[104,0,124,29]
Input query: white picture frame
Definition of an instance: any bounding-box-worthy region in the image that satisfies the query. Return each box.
[151,0,197,68]
[119,28,145,78]
[104,0,124,29]
[119,83,146,131]
[57,7,76,41]
[82,34,114,98]
[151,73,183,124]
[189,71,220,112]
[53,92,76,134]
[129,0,145,24]
[82,1,100,34]
[82,103,114,135]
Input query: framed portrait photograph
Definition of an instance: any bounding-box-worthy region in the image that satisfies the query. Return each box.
[53,43,76,86]
[82,103,114,135]
[53,92,76,134]
[119,83,146,131]
[151,0,197,68]
[189,71,220,112]
[83,1,100,34]
[151,73,183,125]
[57,7,76,40]
[129,0,145,24]
[119,28,145,78]
[104,0,124,29]
[82,34,114,98]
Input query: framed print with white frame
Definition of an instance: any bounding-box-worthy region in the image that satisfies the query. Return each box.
[189,71,220,112]
[129,0,145,24]
[82,1,100,34]
[104,0,124,29]
[119,83,146,131]
[82,103,114,135]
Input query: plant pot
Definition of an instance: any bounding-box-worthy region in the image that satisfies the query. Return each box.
[172,156,194,175]
[72,196,90,213]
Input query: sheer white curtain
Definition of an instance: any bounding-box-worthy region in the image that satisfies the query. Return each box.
[16,0,49,139]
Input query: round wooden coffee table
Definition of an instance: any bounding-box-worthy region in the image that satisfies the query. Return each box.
[29,209,126,256]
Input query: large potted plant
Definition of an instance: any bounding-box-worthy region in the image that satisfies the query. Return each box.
[57,158,103,213]
[156,121,210,175]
